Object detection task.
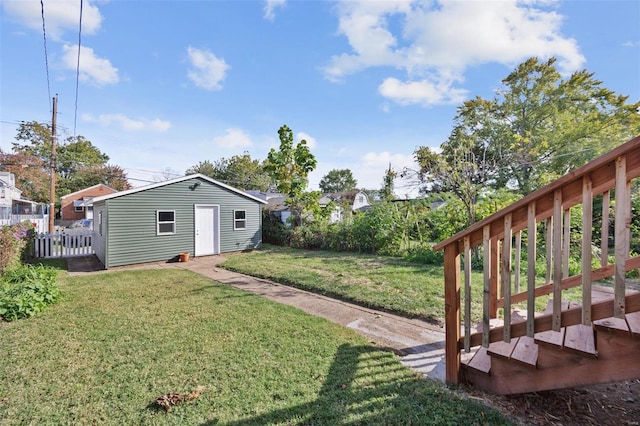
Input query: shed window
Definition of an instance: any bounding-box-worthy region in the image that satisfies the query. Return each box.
[98,211,103,236]
[157,210,176,235]
[234,210,246,230]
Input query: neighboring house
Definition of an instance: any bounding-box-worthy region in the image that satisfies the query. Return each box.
[0,172,48,231]
[91,174,267,269]
[263,195,292,225]
[60,184,118,223]
[319,190,371,223]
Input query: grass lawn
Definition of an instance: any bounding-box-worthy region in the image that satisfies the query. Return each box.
[219,245,482,325]
[220,245,583,325]
[0,267,510,425]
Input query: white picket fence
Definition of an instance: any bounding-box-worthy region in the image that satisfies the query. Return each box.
[0,216,49,234]
[33,231,94,258]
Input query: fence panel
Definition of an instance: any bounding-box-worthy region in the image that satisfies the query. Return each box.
[33,231,94,258]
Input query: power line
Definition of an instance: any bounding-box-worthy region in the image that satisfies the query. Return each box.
[40,0,51,111]
[73,0,84,138]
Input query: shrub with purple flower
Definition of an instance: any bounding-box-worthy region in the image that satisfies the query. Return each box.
[0,221,36,273]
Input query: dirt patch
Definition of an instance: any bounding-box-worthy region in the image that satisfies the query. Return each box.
[463,379,640,425]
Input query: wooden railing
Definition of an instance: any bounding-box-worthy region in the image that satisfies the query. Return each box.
[433,135,640,385]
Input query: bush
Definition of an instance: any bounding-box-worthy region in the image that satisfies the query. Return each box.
[262,212,291,246]
[0,221,36,273]
[0,264,60,321]
[403,243,444,265]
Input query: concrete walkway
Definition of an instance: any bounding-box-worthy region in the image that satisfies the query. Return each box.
[67,254,447,381]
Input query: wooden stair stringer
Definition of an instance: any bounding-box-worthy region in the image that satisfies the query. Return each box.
[463,329,640,395]
[460,293,640,394]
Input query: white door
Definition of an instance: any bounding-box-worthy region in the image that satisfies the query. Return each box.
[194,205,219,256]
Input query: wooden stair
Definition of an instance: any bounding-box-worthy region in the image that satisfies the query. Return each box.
[462,291,640,395]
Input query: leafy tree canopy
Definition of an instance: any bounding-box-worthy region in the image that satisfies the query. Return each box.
[411,57,640,225]
[264,124,318,226]
[319,169,358,193]
[186,153,273,191]
[3,121,129,203]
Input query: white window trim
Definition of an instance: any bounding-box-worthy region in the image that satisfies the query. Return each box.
[157,210,176,235]
[233,209,247,230]
[74,205,84,212]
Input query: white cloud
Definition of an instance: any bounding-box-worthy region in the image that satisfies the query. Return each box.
[378,77,467,106]
[187,47,230,91]
[2,0,102,41]
[62,44,119,86]
[264,0,286,21]
[83,113,171,132]
[212,128,252,148]
[325,0,585,106]
[296,132,317,149]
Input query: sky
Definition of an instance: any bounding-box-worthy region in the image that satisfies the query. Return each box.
[1,0,639,197]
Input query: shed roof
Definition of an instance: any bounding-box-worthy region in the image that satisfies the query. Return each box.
[91,174,268,204]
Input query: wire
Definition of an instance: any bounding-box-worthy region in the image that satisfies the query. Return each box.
[73,0,83,138]
[40,0,51,111]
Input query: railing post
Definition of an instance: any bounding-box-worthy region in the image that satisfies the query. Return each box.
[553,189,563,331]
[502,214,512,342]
[582,176,593,325]
[490,236,500,318]
[444,243,461,385]
[614,156,630,318]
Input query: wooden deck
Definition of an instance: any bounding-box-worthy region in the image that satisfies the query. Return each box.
[434,135,640,394]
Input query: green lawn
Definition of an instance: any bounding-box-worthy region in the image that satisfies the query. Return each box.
[219,245,482,325]
[0,267,510,425]
[220,245,585,325]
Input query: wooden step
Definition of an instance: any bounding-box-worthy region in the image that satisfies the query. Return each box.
[593,316,631,338]
[563,324,597,357]
[626,311,640,338]
[464,346,491,374]
[535,328,565,348]
[509,336,538,368]
[487,338,518,360]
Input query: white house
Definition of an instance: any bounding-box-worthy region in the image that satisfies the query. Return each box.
[0,172,48,232]
[319,190,371,223]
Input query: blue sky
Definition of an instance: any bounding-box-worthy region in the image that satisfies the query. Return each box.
[1,0,639,196]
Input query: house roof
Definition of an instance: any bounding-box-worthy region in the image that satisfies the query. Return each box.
[91,174,268,204]
[61,183,118,200]
[320,190,369,205]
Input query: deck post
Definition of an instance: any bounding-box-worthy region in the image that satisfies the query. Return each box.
[444,243,461,385]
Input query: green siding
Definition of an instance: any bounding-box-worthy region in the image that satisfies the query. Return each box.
[98,177,262,268]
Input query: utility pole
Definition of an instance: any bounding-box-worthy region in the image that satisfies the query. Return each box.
[49,95,57,233]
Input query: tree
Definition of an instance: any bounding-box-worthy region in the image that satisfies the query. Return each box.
[411,97,498,226]
[491,57,640,194]
[186,152,273,191]
[380,163,396,201]
[264,125,317,226]
[5,121,129,203]
[319,169,358,193]
[0,150,49,203]
[411,57,640,228]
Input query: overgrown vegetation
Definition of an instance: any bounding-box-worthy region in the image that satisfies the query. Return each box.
[0,222,61,321]
[0,268,510,425]
[0,221,35,272]
[0,264,60,321]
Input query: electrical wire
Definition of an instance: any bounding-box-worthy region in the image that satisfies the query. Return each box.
[73,0,84,138]
[40,0,51,111]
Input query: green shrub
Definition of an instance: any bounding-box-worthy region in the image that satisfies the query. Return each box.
[0,221,36,273]
[262,212,291,246]
[0,264,60,321]
[403,242,444,265]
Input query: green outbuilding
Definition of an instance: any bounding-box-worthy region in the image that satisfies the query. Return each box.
[91,174,267,269]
